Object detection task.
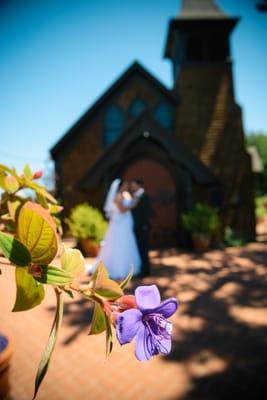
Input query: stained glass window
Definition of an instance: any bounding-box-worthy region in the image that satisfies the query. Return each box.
[103,104,124,146]
[128,98,146,118]
[154,102,172,129]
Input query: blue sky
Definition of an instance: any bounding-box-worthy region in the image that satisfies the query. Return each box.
[0,0,266,174]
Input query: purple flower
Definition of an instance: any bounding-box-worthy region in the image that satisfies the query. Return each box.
[116,285,178,361]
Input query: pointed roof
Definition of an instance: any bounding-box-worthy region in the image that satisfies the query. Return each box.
[50,61,177,159]
[178,0,229,20]
[164,0,239,58]
[78,111,218,189]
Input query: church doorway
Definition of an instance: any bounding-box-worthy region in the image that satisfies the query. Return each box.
[123,158,177,248]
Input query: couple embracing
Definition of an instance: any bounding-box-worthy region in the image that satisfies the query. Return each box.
[98,178,151,279]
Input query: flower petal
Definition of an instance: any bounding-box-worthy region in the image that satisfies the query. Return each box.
[135,285,161,311]
[157,337,172,355]
[116,309,142,345]
[134,323,154,361]
[152,298,178,318]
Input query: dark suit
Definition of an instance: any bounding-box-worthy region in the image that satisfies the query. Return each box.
[132,192,151,276]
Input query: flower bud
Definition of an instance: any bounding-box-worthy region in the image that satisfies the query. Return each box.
[33,170,43,179]
[116,295,137,310]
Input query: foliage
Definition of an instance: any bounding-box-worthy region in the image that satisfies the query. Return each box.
[0,164,121,397]
[255,195,267,219]
[246,132,267,194]
[246,132,267,165]
[65,203,107,243]
[0,163,176,399]
[223,226,245,247]
[181,203,219,236]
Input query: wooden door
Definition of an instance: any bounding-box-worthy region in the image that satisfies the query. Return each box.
[123,158,177,248]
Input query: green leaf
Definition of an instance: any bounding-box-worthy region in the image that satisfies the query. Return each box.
[25,179,57,204]
[7,199,21,221]
[93,261,123,301]
[13,267,45,311]
[33,289,63,399]
[61,244,85,278]
[0,170,6,189]
[36,192,48,209]
[50,204,63,214]
[89,302,106,335]
[17,201,58,264]
[35,265,73,286]
[95,283,123,300]
[0,231,31,266]
[91,260,108,283]
[119,266,134,290]
[104,313,113,357]
[53,216,63,236]
[23,164,33,180]
[4,175,19,193]
[0,164,19,178]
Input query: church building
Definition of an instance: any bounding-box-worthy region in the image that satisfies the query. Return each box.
[51,0,255,247]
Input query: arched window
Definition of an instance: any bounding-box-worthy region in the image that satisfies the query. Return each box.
[154,102,173,129]
[128,98,146,118]
[103,104,124,146]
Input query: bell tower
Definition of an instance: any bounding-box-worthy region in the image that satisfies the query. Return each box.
[164,0,238,87]
[164,0,255,240]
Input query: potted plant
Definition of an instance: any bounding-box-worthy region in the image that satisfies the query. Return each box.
[224,226,245,247]
[182,203,219,251]
[65,203,107,257]
[255,195,267,224]
[0,334,12,399]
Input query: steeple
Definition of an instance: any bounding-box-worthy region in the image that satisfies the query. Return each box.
[164,0,239,85]
[177,0,228,19]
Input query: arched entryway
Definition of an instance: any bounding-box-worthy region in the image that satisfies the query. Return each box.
[123,158,177,248]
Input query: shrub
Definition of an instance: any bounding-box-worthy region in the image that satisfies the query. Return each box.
[224,226,244,247]
[65,203,107,243]
[255,195,267,219]
[182,203,219,236]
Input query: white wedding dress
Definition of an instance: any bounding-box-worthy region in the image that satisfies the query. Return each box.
[97,198,141,279]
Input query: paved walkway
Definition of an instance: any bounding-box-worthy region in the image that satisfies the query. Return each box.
[1,243,267,399]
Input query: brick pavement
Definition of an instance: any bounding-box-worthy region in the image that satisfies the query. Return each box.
[1,243,267,400]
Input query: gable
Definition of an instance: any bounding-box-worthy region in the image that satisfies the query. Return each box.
[50,61,177,159]
[78,112,218,189]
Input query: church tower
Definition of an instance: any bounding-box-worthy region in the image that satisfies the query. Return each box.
[164,0,255,239]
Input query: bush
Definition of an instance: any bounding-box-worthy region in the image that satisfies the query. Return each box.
[182,203,219,236]
[255,195,267,219]
[65,203,107,243]
[246,132,267,194]
[224,226,244,247]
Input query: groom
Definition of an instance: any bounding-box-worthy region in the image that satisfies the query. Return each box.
[130,179,151,277]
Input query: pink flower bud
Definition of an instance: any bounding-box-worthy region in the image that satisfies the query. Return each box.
[116,295,137,310]
[33,170,43,179]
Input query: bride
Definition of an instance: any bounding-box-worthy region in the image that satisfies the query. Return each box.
[97,179,141,279]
